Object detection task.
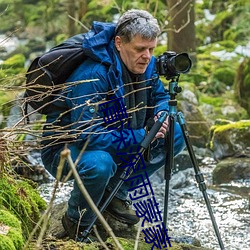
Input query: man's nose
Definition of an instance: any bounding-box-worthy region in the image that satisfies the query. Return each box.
[142,49,151,59]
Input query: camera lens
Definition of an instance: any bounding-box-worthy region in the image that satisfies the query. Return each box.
[174,53,192,73]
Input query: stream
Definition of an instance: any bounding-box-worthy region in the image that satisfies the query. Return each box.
[38,155,250,250]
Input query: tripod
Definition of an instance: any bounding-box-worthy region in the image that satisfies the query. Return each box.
[163,77,225,250]
[82,77,225,250]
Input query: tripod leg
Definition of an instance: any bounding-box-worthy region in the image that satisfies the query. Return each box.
[163,114,175,226]
[177,112,225,250]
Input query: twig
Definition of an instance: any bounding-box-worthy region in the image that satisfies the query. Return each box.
[22,154,66,249]
[68,14,89,31]
[134,219,142,250]
[93,225,109,250]
[61,148,124,250]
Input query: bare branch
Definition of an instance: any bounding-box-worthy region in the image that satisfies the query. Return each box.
[62,148,124,250]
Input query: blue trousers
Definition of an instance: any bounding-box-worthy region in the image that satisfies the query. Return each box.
[41,123,185,226]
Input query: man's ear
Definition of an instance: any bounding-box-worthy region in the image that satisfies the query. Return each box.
[115,36,122,51]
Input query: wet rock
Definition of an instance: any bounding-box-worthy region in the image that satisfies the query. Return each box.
[171,235,201,247]
[170,168,193,189]
[213,157,250,184]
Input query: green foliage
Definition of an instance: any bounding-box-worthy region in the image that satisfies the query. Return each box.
[199,95,224,107]
[213,67,235,86]
[234,57,250,115]
[199,91,248,121]
[0,175,47,239]
[0,54,26,85]
[0,235,16,250]
[192,40,241,95]
[1,54,25,69]
[0,209,24,250]
[210,11,234,42]
[55,33,69,45]
[196,0,250,47]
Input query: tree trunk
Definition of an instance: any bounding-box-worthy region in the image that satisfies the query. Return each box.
[167,0,196,62]
[67,0,76,36]
[78,0,88,20]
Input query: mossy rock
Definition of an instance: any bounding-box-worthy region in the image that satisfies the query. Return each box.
[209,120,250,160]
[0,209,24,250]
[0,174,47,239]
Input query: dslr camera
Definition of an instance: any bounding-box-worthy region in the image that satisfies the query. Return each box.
[156,51,192,79]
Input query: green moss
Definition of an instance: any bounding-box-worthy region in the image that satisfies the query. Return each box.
[0,54,26,86]
[0,209,21,229]
[7,228,24,249]
[199,95,224,107]
[209,120,250,150]
[0,235,16,250]
[213,120,250,133]
[213,67,235,86]
[0,175,47,239]
[217,40,237,51]
[0,91,17,109]
[0,209,24,249]
[1,54,25,69]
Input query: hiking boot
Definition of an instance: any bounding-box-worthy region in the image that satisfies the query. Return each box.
[105,196,140,225]
[61,213,97,242]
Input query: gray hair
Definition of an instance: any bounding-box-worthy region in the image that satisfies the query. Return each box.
[115,9,160,43]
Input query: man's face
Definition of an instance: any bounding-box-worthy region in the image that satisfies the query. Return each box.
[115,35,157,74]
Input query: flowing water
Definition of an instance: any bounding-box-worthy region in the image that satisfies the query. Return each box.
[152,157,250,250]
[38,156,250,250]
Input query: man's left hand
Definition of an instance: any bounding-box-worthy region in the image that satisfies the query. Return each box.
[154,111,169,139]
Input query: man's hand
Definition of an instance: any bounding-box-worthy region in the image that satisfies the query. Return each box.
[154,111,169,139]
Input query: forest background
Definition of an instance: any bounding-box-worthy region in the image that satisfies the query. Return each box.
[0,0,250,125]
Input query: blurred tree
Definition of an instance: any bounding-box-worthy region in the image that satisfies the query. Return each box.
[166,0,196,63]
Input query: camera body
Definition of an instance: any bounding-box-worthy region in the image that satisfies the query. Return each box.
[156,51,192,79]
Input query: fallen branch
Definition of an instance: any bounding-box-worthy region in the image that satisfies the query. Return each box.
[61,148,124,250]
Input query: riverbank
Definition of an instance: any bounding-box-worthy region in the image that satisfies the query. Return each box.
[38,154,250,250]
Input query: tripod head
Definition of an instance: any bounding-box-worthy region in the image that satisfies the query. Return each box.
[168,76,182,100]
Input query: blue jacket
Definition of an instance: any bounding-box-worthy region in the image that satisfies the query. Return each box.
[44,21,170,154]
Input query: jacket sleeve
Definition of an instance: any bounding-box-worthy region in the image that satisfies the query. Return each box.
[65,61,146,154]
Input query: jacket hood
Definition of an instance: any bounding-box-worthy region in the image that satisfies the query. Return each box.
[82,21,116,65]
